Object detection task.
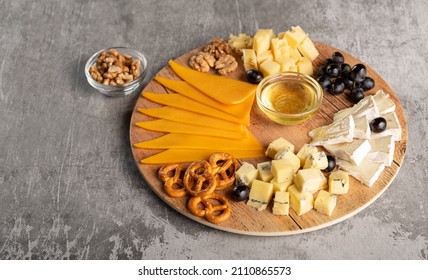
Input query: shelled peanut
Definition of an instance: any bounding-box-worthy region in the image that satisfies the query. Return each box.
[89,49,141,86]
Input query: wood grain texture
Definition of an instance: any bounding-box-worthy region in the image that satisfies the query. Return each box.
[129,42,407,236]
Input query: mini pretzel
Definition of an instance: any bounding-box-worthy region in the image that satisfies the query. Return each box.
[188,192,231,223]
[158,164,187,198]
[183,160,216,196]
[209,153,241,190]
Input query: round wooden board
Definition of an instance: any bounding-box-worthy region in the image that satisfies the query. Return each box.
[129,42,408,236]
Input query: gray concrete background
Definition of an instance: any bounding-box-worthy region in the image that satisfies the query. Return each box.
[0,0,427,260]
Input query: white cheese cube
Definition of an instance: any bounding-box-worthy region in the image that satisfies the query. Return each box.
[303,151,328,169]
[272,191,290,215]
[270,178,292,192]
[274,148,300,172]
[253,29,275,54]
[294,168,327,193]
[337,158,385,187]
[314,190,336,216]
[296,143,318,167]
[328,170,350,194]
[259,60,280,77]
[297,57,313,75]
[309,115,355,146]
[372,90,396,114]
[271,38,290,63]
[242,49,258,71]
[370,111,402,141]
[288,185,314,216]
[265,137,295,158]
[324,139,371,166]
[366,135,395,166]
[257,161,273,182]
[271,159,297,183]
[280,58,297,72]
[235,162,258,187]
[284,26,307,48]
[246,179,274,211]
[297,37,319,61]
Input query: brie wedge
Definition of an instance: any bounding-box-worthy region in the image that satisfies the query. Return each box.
[372,90,396,114]
[366,135,395,166]
[337,158,385,187]
[324,139,371,166]
[370,111,402,141]
[309,115,355,146]
[333,95,379,122]
[353,116,371,139]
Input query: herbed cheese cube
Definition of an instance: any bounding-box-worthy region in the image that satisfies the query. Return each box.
[259,60,280,77]
[296,143,318,167]
[297,37,319,61]
[253,29,275,54]
[246,179,274,211]
[328,170,350,194]
[257,161,273,182]
[303,151,328,170]
[314,190,336,216]
[297,57,313,76]
[288,185,314,216]
[266,137,295,158]
[271,38,290,63]
[294,168,327,193]
[271,159,297,183]
[284,26,307,48]
[274,148,300,172]
[270,178,292,192]
[235,162,258,187]
[242,49,258,71]
[272,191,290,216]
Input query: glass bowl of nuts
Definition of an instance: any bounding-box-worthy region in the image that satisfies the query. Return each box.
[85,47,147,96]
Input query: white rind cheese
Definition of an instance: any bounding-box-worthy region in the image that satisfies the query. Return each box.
[370,111,402,141]
[366,135,395,166]
[373,90,396,114]
[333,95,379,122]
[324,139,371,166]
[309,115,355,146]
[353,116,371,139]
[337,158,385,187]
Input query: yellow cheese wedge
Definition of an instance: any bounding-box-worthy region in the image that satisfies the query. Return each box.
[154,77,253,124]
[143,92,245,125]
[136,119,247,139]
[134,133,263,151]
[141,149,265,164]
[138,106,245,132]
[168,60,257,105]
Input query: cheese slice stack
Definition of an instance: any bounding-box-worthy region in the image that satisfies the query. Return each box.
[309,90,401,187]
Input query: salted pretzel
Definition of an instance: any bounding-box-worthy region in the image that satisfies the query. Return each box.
[183,160,217,196]
[158,164,187,198]
[188,192,231,223]
[209,152,241,190]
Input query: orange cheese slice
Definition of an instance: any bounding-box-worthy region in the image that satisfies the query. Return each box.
[143,92,246,125]
[137,106,245,133]
[141,149,265,164]
[135,119,247,139]
[168,60,257,105]
[154,76,254,123]
[134,133,263,150]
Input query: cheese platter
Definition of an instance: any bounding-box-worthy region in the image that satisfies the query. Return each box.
[129,28,407,236]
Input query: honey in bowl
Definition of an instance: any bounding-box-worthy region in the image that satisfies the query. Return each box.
[256,72,323,125]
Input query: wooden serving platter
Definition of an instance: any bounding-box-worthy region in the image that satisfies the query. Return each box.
[129,42,407,236]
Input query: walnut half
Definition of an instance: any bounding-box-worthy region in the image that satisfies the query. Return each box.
[189,52,216,72]
[214,55,238,75]
[203,38,232,59]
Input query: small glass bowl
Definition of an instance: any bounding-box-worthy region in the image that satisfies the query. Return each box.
[256,71,323,125]
[85,47,148,97]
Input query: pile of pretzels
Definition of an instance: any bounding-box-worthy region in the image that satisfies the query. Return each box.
[158,152,240,224]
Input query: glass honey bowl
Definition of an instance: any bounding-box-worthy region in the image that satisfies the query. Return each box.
[256,71,323,125]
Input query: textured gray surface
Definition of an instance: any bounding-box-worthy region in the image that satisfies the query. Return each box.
[0,0,427,260]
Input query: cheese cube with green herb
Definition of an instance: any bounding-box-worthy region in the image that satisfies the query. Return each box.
[272,191,290,215]
[289,185,314,216]
[257,161,273,182]
[296,143,318,167]
[266,137,295,158]
[294,168,327,193]
[303,151,328,170]
[247,179,274,211]
[235,162,258,187]
[314,190,336,216]
[328,170,350,194]
[270,178,292,192]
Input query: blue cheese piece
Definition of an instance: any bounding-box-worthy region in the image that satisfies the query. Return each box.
[272,191,290,215]
[303,151,328,169]
[235,162,258,187]
[309,115,355,146]
[333,95,379,122]
[270,178,292,192]
[328,170,350,194]
[293,168,327,193]
[314,190,336,216]
[271,159,297,183]
[273,148,300,171]
[353,116,371,139]
[324,139,371,166]
[337,158,385,187]
[288,185,314,216]
[372,90,396,114]
[370,111,402,141]
[246,179,274,211]
[265,137,295,159]
[257,161,273,182]
[296,143,318,167]
[366,135,395,166]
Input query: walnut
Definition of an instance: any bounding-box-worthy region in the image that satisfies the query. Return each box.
[189,52,216,72]
[214,55,238,75]
[203,38,232,59]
